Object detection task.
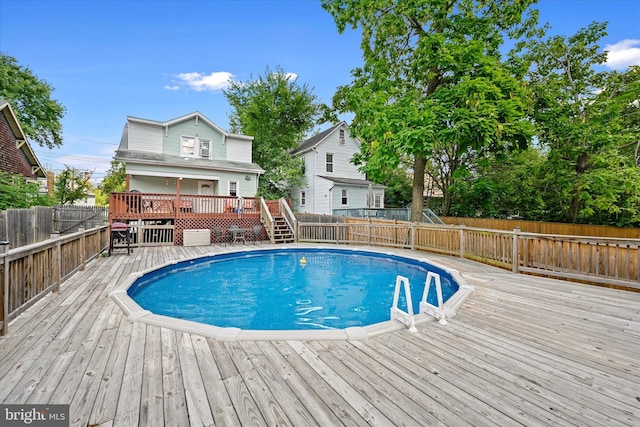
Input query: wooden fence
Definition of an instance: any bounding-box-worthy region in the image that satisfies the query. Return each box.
[0,225,110,335]
[440,216,640,239]
[0,205,109,248]
[296,218,640,291]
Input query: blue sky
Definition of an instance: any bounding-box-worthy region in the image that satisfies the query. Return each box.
[1,0,639,183]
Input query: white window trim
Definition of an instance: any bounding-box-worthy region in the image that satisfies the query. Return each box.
[326,153,334,173]
[181,135,212,158]
[341,189,348,206]
[228,180,239,197]
[300,190,306,206]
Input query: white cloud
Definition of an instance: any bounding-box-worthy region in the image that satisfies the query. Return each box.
[604,39,640,70]
[168,71,234,92]
[284,72,298,81]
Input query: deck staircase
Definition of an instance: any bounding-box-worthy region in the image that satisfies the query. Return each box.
[260,197,296,244]
[271,216,295,244]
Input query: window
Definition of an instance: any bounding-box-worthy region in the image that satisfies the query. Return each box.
[229,181,238,197]
[300,190,306,206]
[339,129,345,144]
[199,139,211,157]
[300,159,306,175]
[181,136,211,157]
[374,194,382,208]
[341,189,348,205]
[326,153,334,173]
[181,136,195,156]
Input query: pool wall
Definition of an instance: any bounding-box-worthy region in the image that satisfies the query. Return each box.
[109,245,474,341]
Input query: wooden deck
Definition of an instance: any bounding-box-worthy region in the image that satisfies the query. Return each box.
[1,244,639,426]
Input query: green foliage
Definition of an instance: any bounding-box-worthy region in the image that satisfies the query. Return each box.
[54,166,92,205]
[323,0,538,219]
[0,53,65,148]
[0,172,54,210]
[526,23,640,224]
[96,161,126,205]
[449,148,546,219]
[224,66,322,199]
[381,168,413,208]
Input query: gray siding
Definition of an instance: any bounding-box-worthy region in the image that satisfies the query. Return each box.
[129,121,163,153]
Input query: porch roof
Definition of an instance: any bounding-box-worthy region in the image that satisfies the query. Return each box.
[317,175,385,188]
[115,149,265,174]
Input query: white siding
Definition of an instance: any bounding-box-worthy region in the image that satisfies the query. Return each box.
[317,128,364,179]
[128,121,163,153]
[226,137,252,163]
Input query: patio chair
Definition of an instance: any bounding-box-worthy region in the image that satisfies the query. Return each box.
[252,224,263,244]
[213,226,226,246]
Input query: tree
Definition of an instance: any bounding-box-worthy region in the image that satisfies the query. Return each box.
[54,167,92,205]
[95,160,126,205]
[0,53,65,148]
[526,23,640,224]
[322,0,538,220]
[449,148,546,219]
[0,172,53,210]
[224,66,322,199]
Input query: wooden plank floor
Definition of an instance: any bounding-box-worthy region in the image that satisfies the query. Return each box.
[1,244,639,426]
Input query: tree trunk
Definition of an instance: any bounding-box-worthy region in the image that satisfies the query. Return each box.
[411,155,426,221]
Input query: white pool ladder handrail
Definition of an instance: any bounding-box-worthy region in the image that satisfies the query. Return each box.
[390,276,418,333]
[420,272,447,325]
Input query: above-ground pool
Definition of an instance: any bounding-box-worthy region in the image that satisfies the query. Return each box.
[111,246,474,340]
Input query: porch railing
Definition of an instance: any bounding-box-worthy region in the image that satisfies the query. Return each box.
[109,192,260,222]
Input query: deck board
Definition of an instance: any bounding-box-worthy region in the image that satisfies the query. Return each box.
[1,244,639,427]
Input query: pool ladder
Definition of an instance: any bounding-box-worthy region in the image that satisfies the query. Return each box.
[391,272,447,333]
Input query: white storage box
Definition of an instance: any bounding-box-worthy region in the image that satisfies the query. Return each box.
[183,229,210,246]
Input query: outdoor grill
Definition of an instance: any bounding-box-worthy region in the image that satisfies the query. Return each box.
[109,222,131,256]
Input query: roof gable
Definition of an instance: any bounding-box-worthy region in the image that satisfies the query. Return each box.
[0,101,46,178]
[291,122,348,156]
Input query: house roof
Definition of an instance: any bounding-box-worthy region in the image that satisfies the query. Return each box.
[127,111,252,141]
[115,149,265,174]
[290,122,346,156]
[317,175,385,189]
[0,100,46,178]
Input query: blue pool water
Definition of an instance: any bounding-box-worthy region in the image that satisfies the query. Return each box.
[128,248,459,330]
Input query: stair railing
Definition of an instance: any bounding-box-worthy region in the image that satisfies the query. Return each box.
[279,198,297,242]
[390,276,418,333]
[259,197,275,244]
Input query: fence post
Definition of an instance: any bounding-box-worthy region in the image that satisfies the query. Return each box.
[459,225,465,258]
[367,217,371,246]
[410,222,416,250]
[51,232,61,291]
[1,241,9,336]
[78,227,86,271]
[512,227,520,274]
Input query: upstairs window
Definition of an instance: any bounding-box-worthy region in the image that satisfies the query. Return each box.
[341,189,348,205]
[181,136,212,158]
[300,190,306,206]
[181,136,195,156]
[199,139,211,157]
[326,153,334,173]
[339,129,345,144]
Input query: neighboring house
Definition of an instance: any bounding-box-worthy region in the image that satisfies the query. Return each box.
[115,111,264,197]
[290,122,384,215]
[0,100,46,186]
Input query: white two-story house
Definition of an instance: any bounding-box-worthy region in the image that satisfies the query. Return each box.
[291,122,384,215]
[115,112,264,197]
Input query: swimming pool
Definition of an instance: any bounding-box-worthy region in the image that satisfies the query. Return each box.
[111,246,474,340]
